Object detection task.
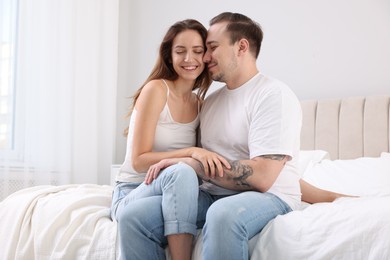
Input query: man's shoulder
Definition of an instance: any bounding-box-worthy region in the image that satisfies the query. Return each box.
[257,74,289,89]
[256,74,297,98]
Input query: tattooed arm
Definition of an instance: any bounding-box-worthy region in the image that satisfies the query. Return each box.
[195,160,254,191]
[193,154,289,192]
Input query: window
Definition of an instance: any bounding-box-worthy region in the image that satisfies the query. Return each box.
[0,0,18,156]
[0,0,118,201]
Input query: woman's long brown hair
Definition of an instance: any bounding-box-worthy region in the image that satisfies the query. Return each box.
[124,19,211,136]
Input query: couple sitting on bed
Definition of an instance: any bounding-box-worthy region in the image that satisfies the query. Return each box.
[111,12,349,260]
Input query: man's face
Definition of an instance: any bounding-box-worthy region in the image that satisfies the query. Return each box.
[203,22,238,83]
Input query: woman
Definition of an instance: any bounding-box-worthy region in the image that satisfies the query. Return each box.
[111,19,227,260]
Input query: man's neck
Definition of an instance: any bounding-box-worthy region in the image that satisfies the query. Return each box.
[226,67,259,90]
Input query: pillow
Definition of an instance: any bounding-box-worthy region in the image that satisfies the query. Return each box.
[297,150,330,177]
[302,154,390,197]
[381,152,390,158]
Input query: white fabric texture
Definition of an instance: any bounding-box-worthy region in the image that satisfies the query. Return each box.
[252,196,390,259]
[0,184,117,260]
[298,150,330,177]
[381,152,390,158]
[199,73,302,210]
[302,153,390,196]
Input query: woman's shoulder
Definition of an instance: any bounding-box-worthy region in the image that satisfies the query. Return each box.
[136,79,168,109]
[143,79,168,95]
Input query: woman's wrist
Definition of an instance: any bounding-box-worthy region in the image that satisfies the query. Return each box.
[186,147,197,157]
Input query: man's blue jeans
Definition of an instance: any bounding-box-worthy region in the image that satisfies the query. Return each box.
[200,191,291,260]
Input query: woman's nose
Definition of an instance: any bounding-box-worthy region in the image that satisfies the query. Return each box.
[185,52,193,62]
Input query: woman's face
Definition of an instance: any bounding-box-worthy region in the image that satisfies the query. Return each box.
[171,29,205,81]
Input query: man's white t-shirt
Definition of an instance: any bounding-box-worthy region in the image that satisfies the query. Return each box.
[199,73,302,210]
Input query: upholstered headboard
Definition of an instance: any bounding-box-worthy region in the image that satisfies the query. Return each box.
[300,96,390,160]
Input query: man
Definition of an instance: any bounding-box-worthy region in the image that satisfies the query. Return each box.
[193,12,302,259]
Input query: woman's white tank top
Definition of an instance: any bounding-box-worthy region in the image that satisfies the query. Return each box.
[116,80,199,183]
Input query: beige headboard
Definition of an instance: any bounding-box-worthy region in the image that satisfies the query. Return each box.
[300,96,390,160]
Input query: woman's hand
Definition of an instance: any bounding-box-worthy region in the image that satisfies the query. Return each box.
[145,148,231,185]
[145,158,179,185]
[190,147,230,179]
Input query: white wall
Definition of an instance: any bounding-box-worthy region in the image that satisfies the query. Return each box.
[115,0,390,163]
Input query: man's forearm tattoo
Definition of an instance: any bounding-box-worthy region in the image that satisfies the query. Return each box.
[260,154,286,161]
[196,160,253,189]
[196,155,286,191]
[225,160,253,188]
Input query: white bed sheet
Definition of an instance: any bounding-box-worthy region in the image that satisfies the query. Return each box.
[252,196,390,260]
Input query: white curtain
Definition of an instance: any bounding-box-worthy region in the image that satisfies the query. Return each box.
[0,0,119,200]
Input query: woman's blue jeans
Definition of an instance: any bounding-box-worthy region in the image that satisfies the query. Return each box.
[111,162,199,260]
[111,163,291,260]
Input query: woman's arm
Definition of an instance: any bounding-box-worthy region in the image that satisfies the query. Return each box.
[130,80,167,172]
[144,156,226,185]
[300,179,356,203]
[130,80,230,174]
[144,157,200,184]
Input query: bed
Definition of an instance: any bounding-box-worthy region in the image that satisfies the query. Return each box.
[1,95,389,260]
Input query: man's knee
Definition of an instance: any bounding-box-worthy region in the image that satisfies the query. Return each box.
[206,199,239,225]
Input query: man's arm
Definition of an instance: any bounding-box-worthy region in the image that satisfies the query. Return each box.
[194,154,288,192]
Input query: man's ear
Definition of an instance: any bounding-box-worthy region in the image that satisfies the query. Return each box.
[238,38,249,55]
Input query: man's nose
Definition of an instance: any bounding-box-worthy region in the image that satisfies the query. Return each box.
[203,51,210,63]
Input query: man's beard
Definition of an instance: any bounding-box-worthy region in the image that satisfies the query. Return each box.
[211,56,236,83]
[211,72,224,82]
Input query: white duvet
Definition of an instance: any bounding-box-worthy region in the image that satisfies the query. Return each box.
[252,196,390,260]
[0,184,117,260]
